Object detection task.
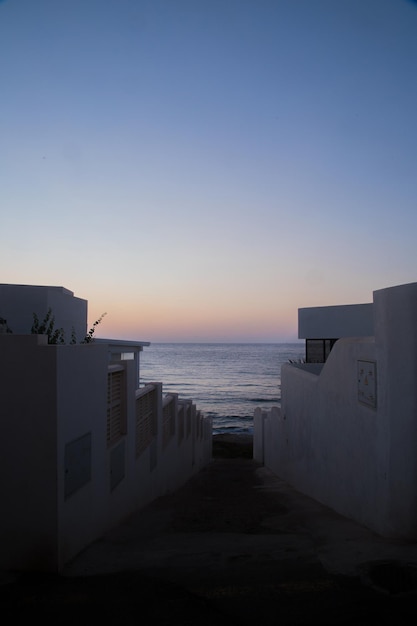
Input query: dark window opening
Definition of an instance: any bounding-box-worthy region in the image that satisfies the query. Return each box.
[306,338,338,363]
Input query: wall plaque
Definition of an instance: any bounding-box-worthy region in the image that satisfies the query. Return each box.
[358,360,377,408]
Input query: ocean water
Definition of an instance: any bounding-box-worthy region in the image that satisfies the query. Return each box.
[140,343,304,435]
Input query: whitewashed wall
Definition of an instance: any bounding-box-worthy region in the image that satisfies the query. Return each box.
[0,283,87,343]
[298,302,374,338]
[254,282,417,540]
[0,334,212,572]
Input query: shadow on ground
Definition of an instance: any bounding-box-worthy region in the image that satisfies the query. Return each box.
[2,434,417,625]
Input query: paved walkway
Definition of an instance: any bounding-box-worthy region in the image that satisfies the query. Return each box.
[2,435,417,624]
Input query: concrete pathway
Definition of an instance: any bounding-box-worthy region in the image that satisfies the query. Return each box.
[2,435,417,624]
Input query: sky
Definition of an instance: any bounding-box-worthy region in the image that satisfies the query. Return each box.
[1,0,417,342]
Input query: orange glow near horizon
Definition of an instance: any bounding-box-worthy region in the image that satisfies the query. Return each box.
[89,295,299,343]
[2,1,417,342]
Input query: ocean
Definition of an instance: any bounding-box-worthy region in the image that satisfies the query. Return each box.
[140,343,304,435]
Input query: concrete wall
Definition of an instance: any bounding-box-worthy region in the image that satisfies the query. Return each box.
[0,334,59,570]
[254,282,417,540]
[56,342,110,567]
[0,334,212,572]
[373,282,417,537]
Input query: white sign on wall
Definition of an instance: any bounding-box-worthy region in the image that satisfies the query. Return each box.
[358,360,377,408]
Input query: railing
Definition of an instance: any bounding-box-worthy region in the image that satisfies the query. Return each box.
[184,400,192,438]
[135,384,158,457]
[162,394,176,448]
[177,403,185,443]
[196,410,203,439]
[109,371,209,458]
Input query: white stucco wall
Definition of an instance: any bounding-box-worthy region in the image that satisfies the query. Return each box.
[56,342,110,566]
[373,282,417,536]
[0,283,87,343]
[298,303,374,338]
[0,334,59,570]
[0,333,212,572]
[256,282,417,539]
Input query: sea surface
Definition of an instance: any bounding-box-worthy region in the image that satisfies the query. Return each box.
[140,343,304,435]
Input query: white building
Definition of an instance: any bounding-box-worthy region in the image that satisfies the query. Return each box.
[254,281,417,540]
[0,284,212,572]
[0,283,87,343]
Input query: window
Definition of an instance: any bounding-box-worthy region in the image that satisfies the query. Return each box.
[306,338,338,363]
[107,366,126,446]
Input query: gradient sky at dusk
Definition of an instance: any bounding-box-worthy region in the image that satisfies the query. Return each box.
[1,0,417,342]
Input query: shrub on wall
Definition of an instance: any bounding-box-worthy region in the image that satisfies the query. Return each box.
[30,309,107,344]
[31,308,65,344]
